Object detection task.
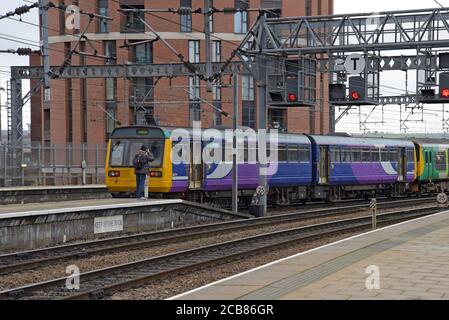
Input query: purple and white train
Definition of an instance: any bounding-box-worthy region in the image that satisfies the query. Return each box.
[106,126,416,206]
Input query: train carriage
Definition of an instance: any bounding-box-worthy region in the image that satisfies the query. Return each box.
[413,140,449,193]
[308,135,415,200]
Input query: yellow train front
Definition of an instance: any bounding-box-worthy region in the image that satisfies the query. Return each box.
[105,126,174,196]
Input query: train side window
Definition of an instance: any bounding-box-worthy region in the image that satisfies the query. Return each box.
[222,142,233,164]
[362,148,371,162]
[407,149,415,163]
[331,148,340,163]
[381,149,389,162]
[341,148,351,162]
[436,152,446,171]
[352,148,361,162]
[299,147,310,162]
[389,149,397,162]
[371,149,380,162]
[237,143,245,163]
[287,145,299,163]
[278,144,287,162]
[244,141,249,163]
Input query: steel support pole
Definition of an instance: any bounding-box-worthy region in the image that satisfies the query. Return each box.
[10,78,23,178]
[232,74,239,213]
[40,0,51,108]
[204,0,212,92]
[256,16,268,216]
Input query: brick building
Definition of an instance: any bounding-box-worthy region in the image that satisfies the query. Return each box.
[30,0,333,145]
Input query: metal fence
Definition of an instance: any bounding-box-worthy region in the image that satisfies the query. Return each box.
[0,143,108,187]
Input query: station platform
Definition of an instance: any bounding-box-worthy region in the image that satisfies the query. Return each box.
[0,198,249,252]
[172,211,449,300]
[0,184,109,205]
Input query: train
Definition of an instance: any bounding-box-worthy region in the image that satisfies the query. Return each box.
[105,126,449,206]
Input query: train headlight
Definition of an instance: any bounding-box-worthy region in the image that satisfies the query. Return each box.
[108,171,120,177]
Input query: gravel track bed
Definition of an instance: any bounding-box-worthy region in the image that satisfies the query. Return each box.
[108,230,364,300]
[0,207,424,292]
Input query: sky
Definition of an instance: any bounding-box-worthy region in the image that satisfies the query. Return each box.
[0,0,447,134]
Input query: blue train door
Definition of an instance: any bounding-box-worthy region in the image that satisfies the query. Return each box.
[319,146,329,184]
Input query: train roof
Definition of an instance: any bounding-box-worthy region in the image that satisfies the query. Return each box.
[412,138,449,148]
[308,135,415,148]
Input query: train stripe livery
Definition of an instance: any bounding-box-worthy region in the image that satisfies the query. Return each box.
[105,126,449,205]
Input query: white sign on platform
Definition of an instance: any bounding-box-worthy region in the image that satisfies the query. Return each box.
[94,215,124,234]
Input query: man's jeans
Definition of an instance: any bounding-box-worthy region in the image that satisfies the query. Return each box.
[135,174,147,198]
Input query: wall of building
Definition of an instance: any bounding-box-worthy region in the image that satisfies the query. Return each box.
[31,0,333,144]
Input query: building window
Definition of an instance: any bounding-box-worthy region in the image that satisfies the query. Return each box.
[104,40,116,65]
[121,4,145,33]
[180,0,192,32]
[189,76,200,100]
[209,12,214,33]
[189,40,200,63]
[213,79,222,126]
[212,80,221,101]
[189,102,201,126]
[269,109,286,132]
[234,0,248,34]
[212,41,221,62]
[97,0,108,33]
[242,74,255,129]
[242,101,256,129]
[133,41,153,64]
[106,101,117,136]
[242,75,254,101]
[133,78,153,101]
[106,78,116,101]
[213,101,222,126]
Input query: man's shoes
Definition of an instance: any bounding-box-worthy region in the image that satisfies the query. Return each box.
[140,197,146,200]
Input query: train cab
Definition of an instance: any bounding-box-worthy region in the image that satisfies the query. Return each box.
[105,126,172,196]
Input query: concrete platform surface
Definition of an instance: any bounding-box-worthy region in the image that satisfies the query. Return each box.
[172,211,449,300]
[0,185,106,192]
[0,198,183,219]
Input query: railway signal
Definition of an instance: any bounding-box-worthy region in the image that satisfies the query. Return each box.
[268,57,316,107]
[419,72,449,103]
[349,76,366,101]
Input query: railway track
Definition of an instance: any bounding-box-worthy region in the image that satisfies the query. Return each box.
[0,197,435,275]
[0,205,442,300]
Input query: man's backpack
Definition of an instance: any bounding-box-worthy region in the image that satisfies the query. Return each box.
[133,153,146,170]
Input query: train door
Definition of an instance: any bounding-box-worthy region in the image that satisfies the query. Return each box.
[425,149,432,179]
[398,148,406,182]
[319,146,329,184]
[189,140,203,190]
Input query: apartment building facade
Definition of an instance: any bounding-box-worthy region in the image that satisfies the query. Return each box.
[30,0,334,145]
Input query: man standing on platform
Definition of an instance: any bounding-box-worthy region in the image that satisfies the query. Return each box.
[133,145,154,200]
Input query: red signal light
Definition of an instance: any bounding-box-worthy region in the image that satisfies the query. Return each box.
[351,91,360,100]
[442,88,449,98]
[287,93,297,102]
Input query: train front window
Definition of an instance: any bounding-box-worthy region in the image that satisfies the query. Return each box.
[110,141,125,166]
[109,139,164,168]
[128,140,164,168]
